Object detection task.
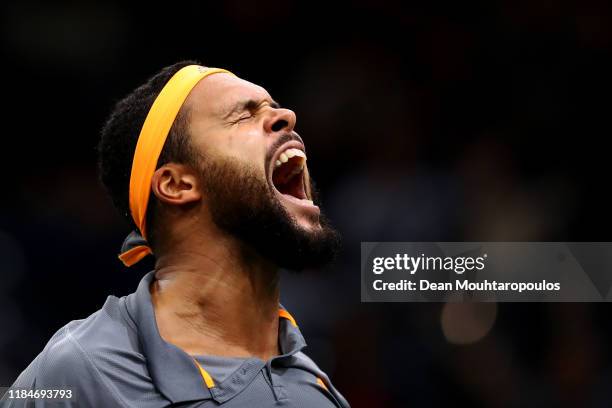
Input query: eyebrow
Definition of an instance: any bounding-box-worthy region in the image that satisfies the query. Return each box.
[223,98,281,119]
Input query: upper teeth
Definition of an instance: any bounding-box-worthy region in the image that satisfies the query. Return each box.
[274,148,306,168]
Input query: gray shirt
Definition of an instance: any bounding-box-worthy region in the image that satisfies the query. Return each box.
[2,272,350,407]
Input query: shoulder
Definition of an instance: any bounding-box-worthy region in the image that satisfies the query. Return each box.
[7,295,144,407]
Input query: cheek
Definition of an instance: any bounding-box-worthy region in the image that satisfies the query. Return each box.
[201,128,269,176]
[230,132,268,171]
[219,145,268,181]
[224,125,260,146]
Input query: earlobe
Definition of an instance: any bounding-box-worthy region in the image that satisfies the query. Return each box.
[150,164,201,205]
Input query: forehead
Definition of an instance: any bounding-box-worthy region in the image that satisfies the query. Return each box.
[185,72,272,117]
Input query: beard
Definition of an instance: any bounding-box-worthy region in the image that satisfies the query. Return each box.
[196,155,340,271]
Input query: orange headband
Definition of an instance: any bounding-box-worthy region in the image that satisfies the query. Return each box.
[118,65,234,266]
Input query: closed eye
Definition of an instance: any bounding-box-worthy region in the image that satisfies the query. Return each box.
[233,114,253,124]
[224,98,281,123]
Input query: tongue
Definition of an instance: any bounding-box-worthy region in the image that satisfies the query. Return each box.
[273,157,307,199]
[273,157,300,185]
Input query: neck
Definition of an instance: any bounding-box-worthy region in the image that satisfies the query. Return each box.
[150,224,281,361]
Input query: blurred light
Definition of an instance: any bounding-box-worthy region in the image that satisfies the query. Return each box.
[441,302,497,345]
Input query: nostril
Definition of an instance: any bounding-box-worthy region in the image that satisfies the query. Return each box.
[271,119,288,132]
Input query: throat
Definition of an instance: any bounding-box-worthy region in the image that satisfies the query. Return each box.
[151,262,282,360]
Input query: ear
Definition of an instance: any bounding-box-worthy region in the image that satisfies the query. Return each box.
[150,163,201,205]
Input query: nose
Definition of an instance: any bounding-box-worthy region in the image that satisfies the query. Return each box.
[263,107,297,134]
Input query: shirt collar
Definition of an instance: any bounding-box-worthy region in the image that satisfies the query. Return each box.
[124,271,307,405]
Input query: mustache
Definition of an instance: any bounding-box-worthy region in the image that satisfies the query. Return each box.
[266,133,305,164]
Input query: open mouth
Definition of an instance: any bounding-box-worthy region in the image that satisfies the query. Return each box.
[271,147,312,204]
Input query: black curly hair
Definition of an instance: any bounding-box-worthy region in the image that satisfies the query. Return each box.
[98,60,201,248]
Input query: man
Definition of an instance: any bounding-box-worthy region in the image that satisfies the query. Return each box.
[4,61,349,407]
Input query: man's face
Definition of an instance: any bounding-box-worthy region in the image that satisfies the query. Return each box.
[182,72,339,270]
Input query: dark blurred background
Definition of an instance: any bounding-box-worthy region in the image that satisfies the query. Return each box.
[2,0,612,407]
